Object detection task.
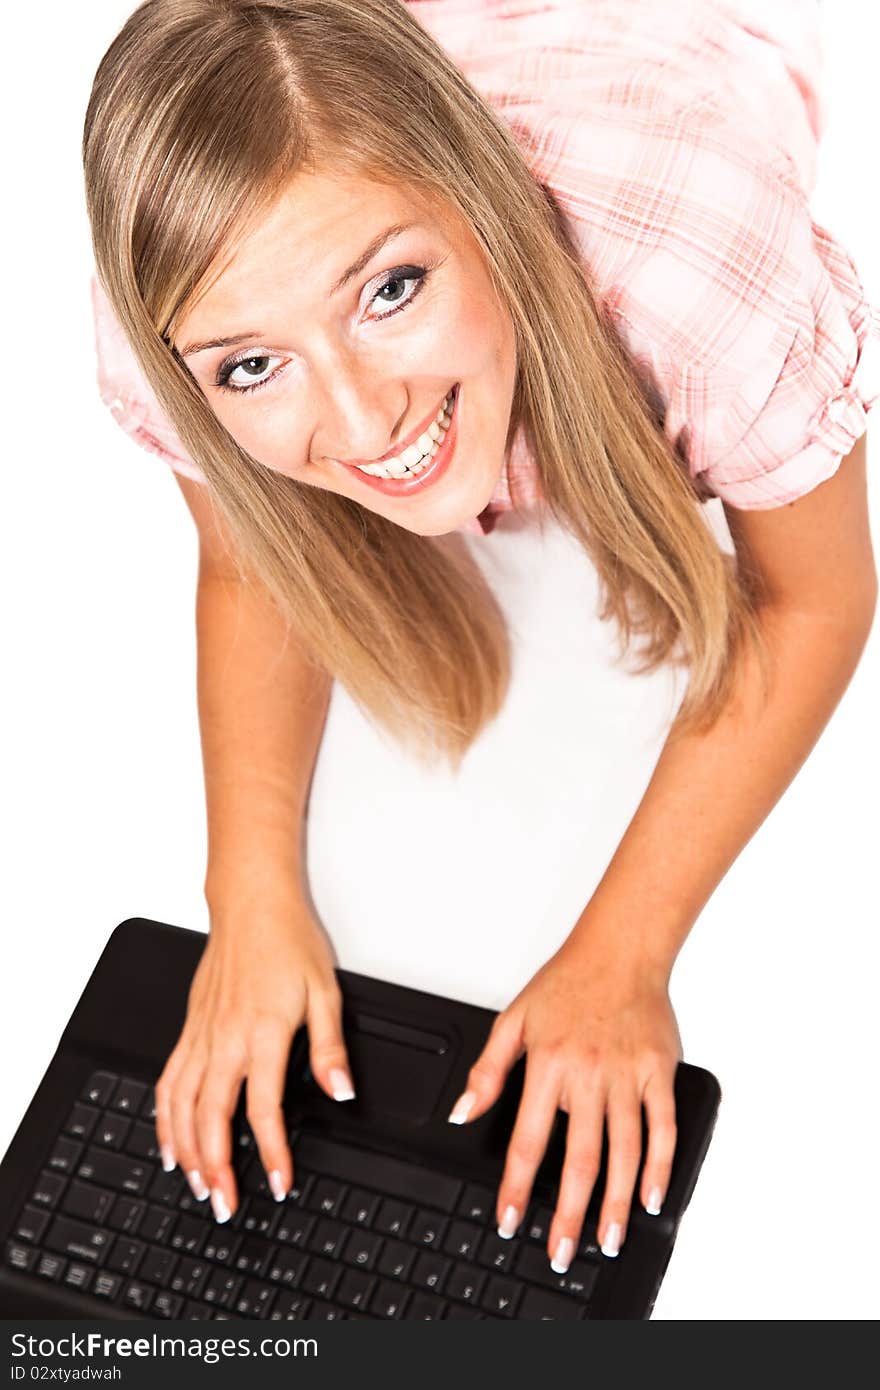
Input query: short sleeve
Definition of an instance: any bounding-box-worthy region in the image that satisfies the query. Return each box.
[90,274,207,485]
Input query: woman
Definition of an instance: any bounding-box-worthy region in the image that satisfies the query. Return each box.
[83,0,878,1276]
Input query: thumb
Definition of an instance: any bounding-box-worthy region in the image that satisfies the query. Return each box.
[306,986,356,1103]
[448,1006,525,1125]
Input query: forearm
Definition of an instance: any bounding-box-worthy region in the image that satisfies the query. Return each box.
[195,573,332,911]
[567,597,876,982]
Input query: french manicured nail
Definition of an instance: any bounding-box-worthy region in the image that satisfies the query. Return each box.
[329,1068,355,1101]
[645,1187,664,1216]
[160,1144,176,1173]
[210,1187,231,1223]
[497,1204,520,1239]
[447,1090,477,1125]
[601,1222,623,1257]
[187,1169,209,1201]
[269,1169,287,1202]
[550,1236,574,1274]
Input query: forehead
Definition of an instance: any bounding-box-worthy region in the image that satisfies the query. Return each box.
[177,169,449,335]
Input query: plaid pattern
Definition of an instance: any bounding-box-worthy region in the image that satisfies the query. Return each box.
[91,0,879,538]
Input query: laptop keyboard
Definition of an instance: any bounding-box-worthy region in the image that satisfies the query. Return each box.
[5,1068,606,1320]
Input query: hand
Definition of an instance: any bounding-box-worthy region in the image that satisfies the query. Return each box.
[446,937,682,1267]
[153,884,355,1223]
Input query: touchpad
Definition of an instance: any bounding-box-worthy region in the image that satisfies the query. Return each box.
[298,1008,456,1126]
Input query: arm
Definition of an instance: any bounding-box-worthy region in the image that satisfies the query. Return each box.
[448,433,876,1269]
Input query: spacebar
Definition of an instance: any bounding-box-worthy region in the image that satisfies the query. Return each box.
[293,1131,463,1213]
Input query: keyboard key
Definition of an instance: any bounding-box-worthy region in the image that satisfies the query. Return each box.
[408,1210,448,1249]
[94,1113,132,1151]
[275,1210,315,1248]
[313,1302,346,1320]
[202,1231,240,1265]
[301,1256,341,1301]
[411,1249,451,1293]
[183,1300,214,1319]
[203,1269,243,1308]
[233,1278,276,1318]
[267,1247,308,1286]
[445,1263,487,1305]
[308,1178,346,1218]
[520,1285,589,1320]
[268,1290,312,1320]
[341,1188,380,1227]
[446,1304,486,1318]
[44,1216,114,1265]
[122,1280,153,1312]
[374,1198,414,1238]
[525,1204,554,1243]
[107,1197,145,1235]
[81,1072,119,1107]
[148,1168,186,1207]
[377,1238,415,1281]
[77,1147,150,1197]
[61,1180,115,1225]
[407,1293,447,1319]
[339,1229,382,1271]
[139,1089,157,1122]
[153,1290,184,1319]
[242,1156,272,1198]
[35,1252,66,1281]
[458,1182,494,1223]
[481,1274,522,1318]
[139,1205,175,1243]
[92,1271,123,1300]
[295,1131,463,1214]
[124,1121,159,1162]
[169,1215,207,1256]
[107,1239,145,1277]
[514,1243,599,1300]
[370,1279,411,1318]
[170,1257,209,1299]
[476,1230,515,1273]
[112,1078,148,1115]
[139,1247,178,1287]
[30,1171,66,1210]
[14,1206,49,1244]
[47,1136,83,1175]
[241,1198,281,1239]
[233,1238,273,1277]
[64,1262,95,1293]
[443,1220,481,1261]
[5,1241,37,1273]
[309,1218,346,1259]
[64,1103,99,1143]
[336,1268,376,1311]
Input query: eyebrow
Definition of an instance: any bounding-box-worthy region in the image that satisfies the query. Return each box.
[179,221,418,358]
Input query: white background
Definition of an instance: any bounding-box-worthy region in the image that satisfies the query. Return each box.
[2,2,877,1320]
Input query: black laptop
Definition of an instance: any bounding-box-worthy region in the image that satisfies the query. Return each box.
[0,917,720,1319]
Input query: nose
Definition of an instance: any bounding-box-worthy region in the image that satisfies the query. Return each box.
[311,364,407,468]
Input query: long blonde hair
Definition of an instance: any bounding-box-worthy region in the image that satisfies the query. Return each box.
[83,0,767,766]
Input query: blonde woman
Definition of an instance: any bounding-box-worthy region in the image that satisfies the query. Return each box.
[83,0,878,1279]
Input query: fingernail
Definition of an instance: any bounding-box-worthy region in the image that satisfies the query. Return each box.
[497,1204,520,1239]
[447,1090,476,1125]
[160,1144,176,1173]
[187,1169,209,1201]
[268,1169,287,1202]
[550,1236,574,1274]
[645,1186,664,1216]
[329,1067,355,1102]
[601,1222,623,1257]
[210,1187,231,1223]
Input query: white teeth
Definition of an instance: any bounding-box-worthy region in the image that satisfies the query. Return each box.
[354,388,456,479]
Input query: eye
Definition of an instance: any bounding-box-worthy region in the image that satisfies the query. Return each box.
[367,265,429,320]
[216,353,283,395]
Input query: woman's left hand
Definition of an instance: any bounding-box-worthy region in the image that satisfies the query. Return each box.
[447,934,683,1267]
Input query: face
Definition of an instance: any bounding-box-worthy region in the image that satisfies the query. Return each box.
[174,166,518,535]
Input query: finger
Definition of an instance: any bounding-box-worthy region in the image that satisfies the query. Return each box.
[597,1081,644,1258]
[168,1056,212,1204]
[494,1050,562,1243]
[639,1068,677,1216]
[448,1007,525,1126]
[306,984,356,1103]
[546,1076,606,1273]
[153,1049,185,1173]
[246,1019,297,1204]
[194,1051,246,1223]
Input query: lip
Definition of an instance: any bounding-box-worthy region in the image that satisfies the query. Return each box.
[341,385,460,497]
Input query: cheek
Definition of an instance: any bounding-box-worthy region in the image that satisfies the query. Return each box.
[214,400,304,477]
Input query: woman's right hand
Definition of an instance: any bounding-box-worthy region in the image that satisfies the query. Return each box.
[153,885,354,1223]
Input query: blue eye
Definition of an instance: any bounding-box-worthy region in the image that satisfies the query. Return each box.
[214,263,431,395]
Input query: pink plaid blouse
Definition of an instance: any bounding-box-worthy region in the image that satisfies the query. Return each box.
[90,0,880,537]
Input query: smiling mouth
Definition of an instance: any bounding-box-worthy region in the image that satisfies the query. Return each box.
[346,386,458,482]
